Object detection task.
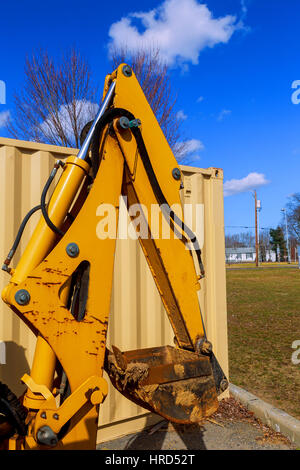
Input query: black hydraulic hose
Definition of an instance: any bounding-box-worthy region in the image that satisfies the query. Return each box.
[90,108,125,177]
[2,204,42,272]
[131,119,205,276]
[2,160,67,273]
[91,107,205,276]
[40,161,65,236]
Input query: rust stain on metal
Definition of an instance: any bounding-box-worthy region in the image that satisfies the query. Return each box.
[173,364,185,378]
[90,315,108,325]
[42,282,61,286]
[44,267,68,276]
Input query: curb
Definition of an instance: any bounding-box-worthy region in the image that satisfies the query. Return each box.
[230,383,300,447]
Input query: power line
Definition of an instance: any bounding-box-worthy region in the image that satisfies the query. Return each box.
[225,225,272,230]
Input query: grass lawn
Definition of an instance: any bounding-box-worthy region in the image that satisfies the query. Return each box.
[226,262,298,268]
[227,267,300,420]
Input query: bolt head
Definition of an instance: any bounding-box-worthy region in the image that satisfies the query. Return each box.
[122,65,132,77]
[66,243,79,258]
[15,289,30,306]
[118,116,130,129]
[172,168,181,181]
[195,337,213,356]
[36,425,58,447]
[220,378,229,392]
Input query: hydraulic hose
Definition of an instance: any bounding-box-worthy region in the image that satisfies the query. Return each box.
[2,205,41,273]
[2,160,66,272]
[90,107,205,276]
[40,160,65,236]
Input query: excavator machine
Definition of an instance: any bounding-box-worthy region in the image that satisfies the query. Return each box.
[0,64,228,450]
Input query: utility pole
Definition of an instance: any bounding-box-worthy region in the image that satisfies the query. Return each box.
[257,198,261,262]
[254,190,259,267]
[281,208,291,263]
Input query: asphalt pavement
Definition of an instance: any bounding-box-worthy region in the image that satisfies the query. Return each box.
[97,417,295,451]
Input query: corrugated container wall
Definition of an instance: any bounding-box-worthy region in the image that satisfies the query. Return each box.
[0,138,228,443]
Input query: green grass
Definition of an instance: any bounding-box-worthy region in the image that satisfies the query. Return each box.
[227,268,300,419]
[226,262,298,268]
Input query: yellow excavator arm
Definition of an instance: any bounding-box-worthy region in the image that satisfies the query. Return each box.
[0,64,228,450]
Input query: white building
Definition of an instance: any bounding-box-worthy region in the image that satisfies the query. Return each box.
[225,247,276,263]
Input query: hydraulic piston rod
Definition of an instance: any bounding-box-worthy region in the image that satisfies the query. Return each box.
[77,80,116,161]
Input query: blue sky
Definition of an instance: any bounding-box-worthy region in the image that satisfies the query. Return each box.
[0,0,299,234]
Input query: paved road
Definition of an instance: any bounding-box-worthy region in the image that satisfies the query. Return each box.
[97,419,294,451]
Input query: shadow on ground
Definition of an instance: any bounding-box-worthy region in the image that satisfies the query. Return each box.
[98,399,296,451]
[121,416,206,450]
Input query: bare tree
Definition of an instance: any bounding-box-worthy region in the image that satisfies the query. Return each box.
[7,49,99,148]
[225,230,256,248]
[110,46,186,155]
[225,234,244,248]
[8,47,186,154]
[285,193,300,241]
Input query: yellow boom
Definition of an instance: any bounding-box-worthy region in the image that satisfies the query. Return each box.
[0,64,228,450]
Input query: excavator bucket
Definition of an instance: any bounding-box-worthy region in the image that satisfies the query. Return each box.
[105,345,219,424]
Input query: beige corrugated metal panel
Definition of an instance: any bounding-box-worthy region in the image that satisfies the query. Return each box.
[0,138,77,396]
[0,138,228,444]
[180,166,229,383]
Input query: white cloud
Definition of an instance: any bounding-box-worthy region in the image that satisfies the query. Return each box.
[197,96,204,103]
[0,80,6,105]
[217,109,232,121]
[108,0,240,67]
[174,138,204,165]
[0,110,10,128]
[183,138,204,154]
[224,173,270,197]
[240,0,248,21]
[175,138,204,157]
[181,154,202,165]
[39,100,99,143]
[176,110,187,120]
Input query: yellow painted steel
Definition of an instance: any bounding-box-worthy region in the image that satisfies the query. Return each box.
[23,336,57,407]
[8,156,90,285]
[2,156,90,411]
[1,65,219,449]
[112,64,205,348]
